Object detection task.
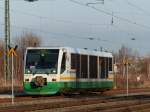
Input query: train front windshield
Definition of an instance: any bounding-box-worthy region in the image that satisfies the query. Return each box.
[25,49,59,74]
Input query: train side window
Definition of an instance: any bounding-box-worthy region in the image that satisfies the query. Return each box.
[105,58,109,78]
[71,54,80,78]
[99,57,102,78]
[71,54,76,69]
[109,58,113,71]
[100,57,109,79]
[81,55,88,78]
[100,57,105,79]
[89,56,97,78]
[61,53,66,73]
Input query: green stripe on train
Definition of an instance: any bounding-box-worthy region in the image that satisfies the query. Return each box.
[23,81,113,95]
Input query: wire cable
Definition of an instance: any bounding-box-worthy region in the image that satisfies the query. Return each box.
[0,22,112,43]
[69,0,150,30]
[0,6,111,27]
[126,0,150,17]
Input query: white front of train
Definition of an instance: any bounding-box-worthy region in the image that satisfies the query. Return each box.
[24,48,62,87]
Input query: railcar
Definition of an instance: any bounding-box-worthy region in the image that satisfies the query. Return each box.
[23,47,114,95]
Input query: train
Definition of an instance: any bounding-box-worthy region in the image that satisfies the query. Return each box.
[23,47,114,95]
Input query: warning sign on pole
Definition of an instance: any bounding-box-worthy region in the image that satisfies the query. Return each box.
[7,45,18,57]
[7,45,18,104]
[123,58,130,65]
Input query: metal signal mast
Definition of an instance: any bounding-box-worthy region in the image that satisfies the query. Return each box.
[4,0,10,82]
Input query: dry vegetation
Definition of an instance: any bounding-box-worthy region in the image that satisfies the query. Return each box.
[114,45,150,88]
[0,32,41,87]
[0,34,150,89]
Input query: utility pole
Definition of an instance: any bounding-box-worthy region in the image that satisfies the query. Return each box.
[126,61,129,96]
[4,0,10,83]
[123,58,129,96]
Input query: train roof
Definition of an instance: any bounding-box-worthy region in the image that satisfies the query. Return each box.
[26,46,113,57]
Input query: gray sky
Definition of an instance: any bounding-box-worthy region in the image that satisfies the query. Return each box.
[0,0,150,55]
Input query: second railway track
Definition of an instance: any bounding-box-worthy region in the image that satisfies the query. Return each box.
[1,94,150,112]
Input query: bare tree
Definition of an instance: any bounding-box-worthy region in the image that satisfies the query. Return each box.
[15,32,41,53]
[114,45,150,88]
[14,32,42,83]
[0,41,4,84]
[115,45,134,75]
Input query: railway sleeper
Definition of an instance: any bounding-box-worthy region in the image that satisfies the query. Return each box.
[37,100,150,112]
[93,102,150,112]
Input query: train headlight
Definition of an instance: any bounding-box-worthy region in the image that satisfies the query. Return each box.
[52,70,56,73]
[50,68,57,74]
[27,70,30,73]
[25,78,29,82]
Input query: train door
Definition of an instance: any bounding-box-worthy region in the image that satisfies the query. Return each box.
[108,57,113,80]
[100,57,113,79]
[71,53,80,89]
[100,57,108,79]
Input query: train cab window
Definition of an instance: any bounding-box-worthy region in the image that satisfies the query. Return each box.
[81,55,88,78]
[25,49,59,74]
[89,56,97,78]
[61,53,66,73]
[71,54,80,78]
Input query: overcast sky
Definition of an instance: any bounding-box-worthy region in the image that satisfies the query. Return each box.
[0,0,150,55]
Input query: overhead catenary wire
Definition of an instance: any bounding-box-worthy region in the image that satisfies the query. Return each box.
[0,0,148,36]
[0,0,149,54]
[0,6,111,27]
[0,16,146,52]
[0,22,112,43]
[1,22,149,56]
[126,0,150,17]
[0,2,119,45]
[1,22,148,52]
[0,0,150,28]
[105,0,150,16]
[69,0,150,30]
[0,23,123,53]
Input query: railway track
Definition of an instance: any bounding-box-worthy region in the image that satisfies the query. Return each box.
[36,100,150,112]
[0,87,150,103]
[1,94,150,112]
[1,88,150,112]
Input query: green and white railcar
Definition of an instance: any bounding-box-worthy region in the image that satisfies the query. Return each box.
[23,47,114,95]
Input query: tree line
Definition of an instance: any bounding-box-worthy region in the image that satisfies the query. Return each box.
[0,32,41,86]
[0,33,150,88]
